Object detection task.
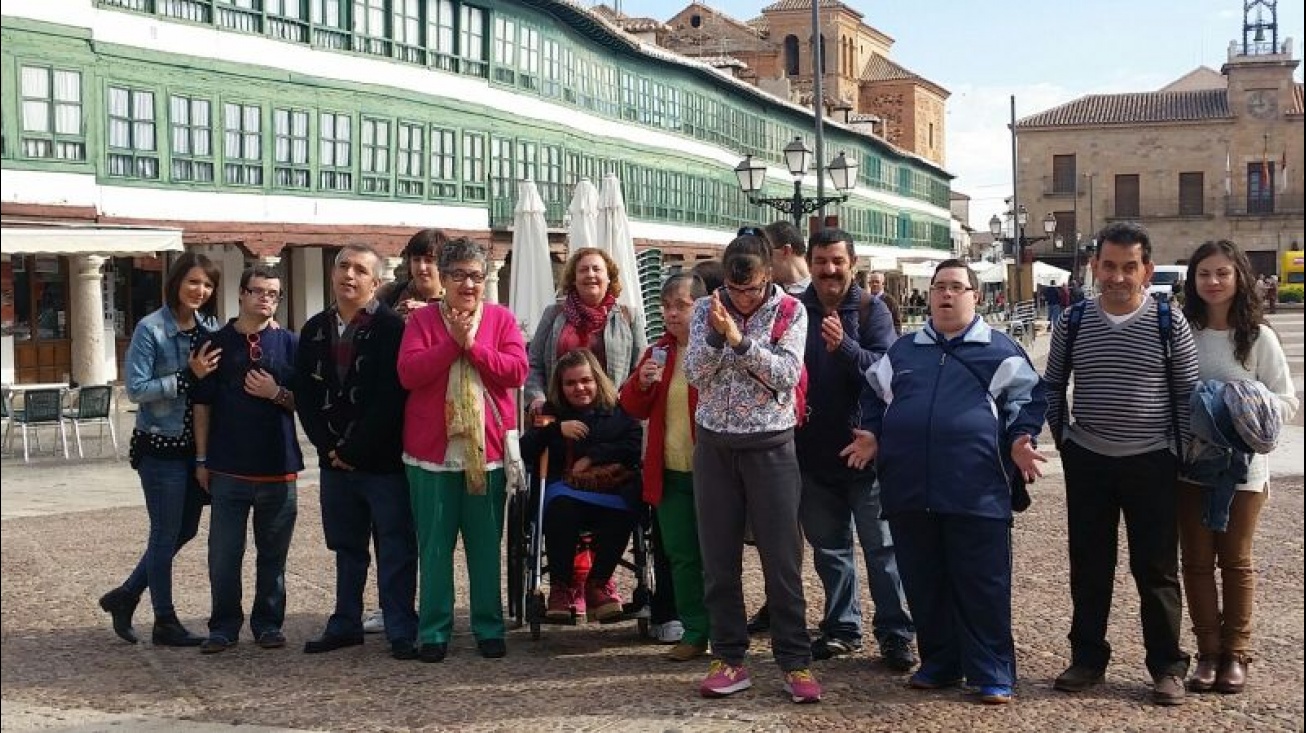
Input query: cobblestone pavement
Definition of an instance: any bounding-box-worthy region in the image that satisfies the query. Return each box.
[2,325,1303,732]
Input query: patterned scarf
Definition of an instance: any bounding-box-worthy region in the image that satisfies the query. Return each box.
[562,289,615,340]
[441,302,488,493]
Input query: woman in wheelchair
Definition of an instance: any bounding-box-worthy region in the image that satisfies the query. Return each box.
[520,348,643,623]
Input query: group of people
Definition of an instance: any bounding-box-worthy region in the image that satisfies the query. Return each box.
[96,219,1294,709]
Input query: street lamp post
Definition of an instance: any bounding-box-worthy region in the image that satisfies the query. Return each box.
[989,205,1057,303]
[734,137,858,228]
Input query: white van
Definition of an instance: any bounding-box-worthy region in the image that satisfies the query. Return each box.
[1148,265,1186,296]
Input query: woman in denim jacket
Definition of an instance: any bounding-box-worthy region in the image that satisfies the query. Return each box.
[98,253,223,647]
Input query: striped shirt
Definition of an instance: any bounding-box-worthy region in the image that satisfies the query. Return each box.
[1045,296,1198,457]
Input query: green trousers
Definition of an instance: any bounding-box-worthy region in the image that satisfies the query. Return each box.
[407,466,507,644]
[657,470,710,646]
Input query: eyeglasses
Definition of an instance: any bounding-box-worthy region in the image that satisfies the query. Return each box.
[930,283,976,295]
[246,331,263,363]
[443,269,487,284]
[724,280,768,298]
[737,226,765,239]
[243,286,283,302]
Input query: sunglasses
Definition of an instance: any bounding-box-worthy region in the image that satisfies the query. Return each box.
[247,331,263,364]
[737,226,765,239]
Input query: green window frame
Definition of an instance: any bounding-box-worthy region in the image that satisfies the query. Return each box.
[169,94,215,183]
[106,85,159,180]
[428,0,456,71]
[392,0,422,57]
[518,25,539,91]
[223,101,263,186]
[360,117,391,195]
[273,107,310,189]
[460,5,487,76]
[515,140,537,183]
[319,111,353,192]
[396,120,424,197]
[461,130,485,201]
[489,136,512,198]
[620,71,637,122]
[19,65,85,161]
[541,37,560,98]
[492,16,516,84]
[539,143,561,203]
[352,0,390,56]
[428,125,457,199]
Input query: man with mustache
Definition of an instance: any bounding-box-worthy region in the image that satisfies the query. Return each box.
[794,228,916,672]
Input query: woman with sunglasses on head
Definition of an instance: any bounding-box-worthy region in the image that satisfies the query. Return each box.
[1178,240,1298,694]
[99,252,223,647]
[684,233,821,704]
[398,237,528,662]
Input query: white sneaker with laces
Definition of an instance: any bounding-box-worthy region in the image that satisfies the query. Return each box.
[362,608,385,634]
[651,620,685,644]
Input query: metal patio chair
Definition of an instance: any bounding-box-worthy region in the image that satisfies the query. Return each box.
[7,388,70,462]
[64,384,119,459]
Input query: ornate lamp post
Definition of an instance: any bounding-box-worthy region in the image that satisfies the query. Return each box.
[989,205,1057,303]
[735,138,858,228]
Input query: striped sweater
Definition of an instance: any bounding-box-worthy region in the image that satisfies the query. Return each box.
[1044,296,1198,457]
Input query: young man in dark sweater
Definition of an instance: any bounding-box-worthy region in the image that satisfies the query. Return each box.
[294,244,419,661]
[193,265,302,653]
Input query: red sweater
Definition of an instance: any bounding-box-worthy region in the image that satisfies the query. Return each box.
[618,335,698,506]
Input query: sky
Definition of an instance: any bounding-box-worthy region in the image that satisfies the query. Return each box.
[608,0,1306,229]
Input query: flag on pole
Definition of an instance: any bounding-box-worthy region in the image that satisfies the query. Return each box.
[1261,139,1271,193]
[1280,148,1290,193]
[1224,150,1232,196]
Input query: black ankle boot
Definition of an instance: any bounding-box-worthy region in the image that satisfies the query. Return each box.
[98,587,141,644]
[152,614,204,647]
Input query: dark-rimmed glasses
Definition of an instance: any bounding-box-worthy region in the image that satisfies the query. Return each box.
[930,283,976,295]
[443,269,487,284]
[243,286,283,302]
[724,280,768,298]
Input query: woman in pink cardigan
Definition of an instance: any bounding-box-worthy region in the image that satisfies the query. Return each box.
[397,237,528,663]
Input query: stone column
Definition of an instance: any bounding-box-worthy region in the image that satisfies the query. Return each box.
[70,255,108,386]
[380,256,403,284]
[485,258,505,305]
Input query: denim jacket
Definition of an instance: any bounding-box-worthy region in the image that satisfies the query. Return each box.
[125,306,219,438]
[1184,379,1253,532]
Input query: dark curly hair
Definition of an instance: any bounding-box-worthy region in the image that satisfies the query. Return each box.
[1183,239,1263,366]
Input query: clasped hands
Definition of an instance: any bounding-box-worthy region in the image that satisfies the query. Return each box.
[839,431,1047,481]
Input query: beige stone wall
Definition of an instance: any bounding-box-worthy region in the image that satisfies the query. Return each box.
[860,80,916,152]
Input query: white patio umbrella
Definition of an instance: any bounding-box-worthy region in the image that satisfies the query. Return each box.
[597,173,645,323]
[1033,260,1071,287]
[509,179,556,336]
[566,177,600,259]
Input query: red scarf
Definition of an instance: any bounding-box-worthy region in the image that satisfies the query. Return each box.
[563,290,615,340]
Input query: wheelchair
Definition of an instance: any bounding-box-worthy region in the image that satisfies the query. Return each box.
[505,450,657,641]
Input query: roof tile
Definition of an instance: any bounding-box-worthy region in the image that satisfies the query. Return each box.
[1017,90,1232,127]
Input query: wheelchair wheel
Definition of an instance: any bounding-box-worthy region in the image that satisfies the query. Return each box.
[505,492,527,628]
[527,592,545,641]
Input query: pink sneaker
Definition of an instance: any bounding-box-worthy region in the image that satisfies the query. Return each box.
[783,668,822,703]
[585,578,623,622]
[700,660,752,698]
[569,580,586,617]
[546,585,573,621]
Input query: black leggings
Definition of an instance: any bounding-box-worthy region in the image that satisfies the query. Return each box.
[544,496,635,586]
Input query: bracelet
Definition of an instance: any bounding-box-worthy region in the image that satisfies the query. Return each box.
[195,456,207,465]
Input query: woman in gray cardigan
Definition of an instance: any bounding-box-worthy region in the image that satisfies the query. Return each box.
[525,247,646,415]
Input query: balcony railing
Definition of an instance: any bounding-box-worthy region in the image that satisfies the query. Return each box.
[1226,194,1305,217]
[1102,196,1221,220]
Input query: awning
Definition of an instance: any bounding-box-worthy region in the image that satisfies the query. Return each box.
[2,223,184,256]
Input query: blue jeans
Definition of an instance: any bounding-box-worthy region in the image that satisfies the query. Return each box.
[799,471,914,647]
[207,475,298,641]
[122,455,206,617]
[319,468,418,644]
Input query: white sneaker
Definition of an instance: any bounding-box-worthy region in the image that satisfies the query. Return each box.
[362,608,385,634]
[651,620,685,644]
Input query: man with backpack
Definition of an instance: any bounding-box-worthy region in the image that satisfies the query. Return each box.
[795,228,917,671]
[1044,222,1199,706]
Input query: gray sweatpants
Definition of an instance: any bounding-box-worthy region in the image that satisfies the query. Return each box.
[693,425,811,672]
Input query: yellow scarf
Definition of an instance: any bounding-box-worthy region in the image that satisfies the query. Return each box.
[442,302,487,494]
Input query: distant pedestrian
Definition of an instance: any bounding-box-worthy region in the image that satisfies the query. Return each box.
[99,253,222,648]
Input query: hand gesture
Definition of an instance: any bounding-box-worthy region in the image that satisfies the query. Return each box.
[188,342,222,379]
[243,368,279,400]
[560,420,589,441]
[839,429,879,470]
[708,293,742,347]
[571,456,592,474]
[638,359,664,390]
[328,449,355,471]
[821,313,844,352]
[528,398,547,417]
[399,298,429,317]
[195,465,211,491]
[446,308,474,348]
[1010,435,1047,482]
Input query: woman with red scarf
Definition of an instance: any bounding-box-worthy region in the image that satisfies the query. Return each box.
[525,246,647,620]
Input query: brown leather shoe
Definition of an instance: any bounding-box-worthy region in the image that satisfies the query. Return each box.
[1215,655,1248,694]
[1151,674,1186,706]
[1187,654,1219,693]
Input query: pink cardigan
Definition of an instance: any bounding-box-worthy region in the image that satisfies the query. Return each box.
[397,303,529,465]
